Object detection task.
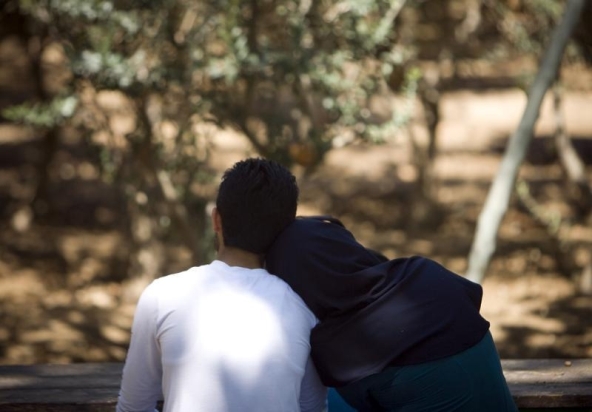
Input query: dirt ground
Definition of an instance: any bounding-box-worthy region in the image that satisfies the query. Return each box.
[0,33,592,364]
[1,95,592,364]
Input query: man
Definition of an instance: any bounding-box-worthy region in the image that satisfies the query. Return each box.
[116,158,327,412]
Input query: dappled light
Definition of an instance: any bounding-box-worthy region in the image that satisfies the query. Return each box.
[1,0,591,374]
[3,93,592,363]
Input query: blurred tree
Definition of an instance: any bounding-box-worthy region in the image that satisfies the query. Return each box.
[3,0,420,280]
[395,0,592,282]
[0,2,60,226]
[465,0,587,284]
[375,0,585,225]
[7,0,587,283]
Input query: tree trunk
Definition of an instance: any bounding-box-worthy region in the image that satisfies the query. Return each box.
[553,83,592,215]
[27,31,58,217]
[465,0,586,283]
[417,68,441,201]
[580,255,592,294]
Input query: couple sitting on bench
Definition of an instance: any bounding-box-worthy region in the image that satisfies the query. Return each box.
[116,158,517,412]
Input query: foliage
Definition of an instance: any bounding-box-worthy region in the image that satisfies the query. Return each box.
[1,0,425,272]
[481,0,585,64]
[2,96,78,127]
[11,0,419,168]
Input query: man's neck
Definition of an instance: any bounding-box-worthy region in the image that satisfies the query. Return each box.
[217,246,263,270]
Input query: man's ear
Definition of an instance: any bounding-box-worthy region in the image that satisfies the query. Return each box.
[212,207,223,233]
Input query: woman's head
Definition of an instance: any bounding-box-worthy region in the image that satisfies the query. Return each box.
[266,216,388,320]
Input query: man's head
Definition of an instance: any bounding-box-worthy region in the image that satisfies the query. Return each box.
[214,158,299,255]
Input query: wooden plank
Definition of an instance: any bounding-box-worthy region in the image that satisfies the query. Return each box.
[0,363,123,411]
[0,359,591,410]
[502,359,592,408]
[0,363,122,390]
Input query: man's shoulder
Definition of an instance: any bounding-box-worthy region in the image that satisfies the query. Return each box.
[261,271,318,323]
[149,264,213,290]
[258,268,302,295]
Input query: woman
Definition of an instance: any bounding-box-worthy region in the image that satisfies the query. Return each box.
[266,216,517,412]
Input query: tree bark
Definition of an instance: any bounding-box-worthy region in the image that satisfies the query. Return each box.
[553,83,592,215]
[465,0,586,283]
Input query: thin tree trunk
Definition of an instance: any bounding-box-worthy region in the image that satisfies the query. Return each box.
[455,0,482,43]
[553,83,592,215]
[417,71,440,200]
[28,33,58,215]
[552,83,592,293]
[581,255,592,294]
[155,168,203,263]
[135,96,203,264]
[465,0,586,283]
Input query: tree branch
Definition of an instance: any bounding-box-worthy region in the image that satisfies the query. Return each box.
[465,0,586,283]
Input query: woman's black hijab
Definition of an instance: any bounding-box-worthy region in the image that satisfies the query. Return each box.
[267,216,390,320]
[266,216,490,387]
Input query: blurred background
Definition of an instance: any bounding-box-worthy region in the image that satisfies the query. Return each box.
[0,0,591,365]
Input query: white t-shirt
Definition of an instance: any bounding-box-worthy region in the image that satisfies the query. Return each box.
[116,260,327,412]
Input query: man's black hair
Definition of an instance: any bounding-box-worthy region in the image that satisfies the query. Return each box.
[216,158,299,254]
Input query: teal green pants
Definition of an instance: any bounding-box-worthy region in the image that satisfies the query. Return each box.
[335,331,517,412]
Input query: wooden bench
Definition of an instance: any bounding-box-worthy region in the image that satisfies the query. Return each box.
[0,359,591,411]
